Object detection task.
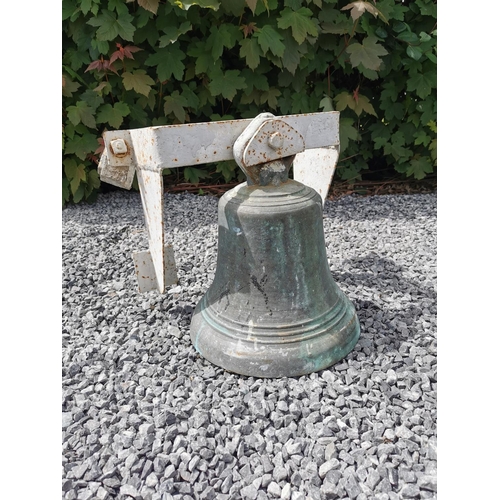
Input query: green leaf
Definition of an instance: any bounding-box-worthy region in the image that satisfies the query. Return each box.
[122,70,155,96]
[392,21,408,34]
[339,117,359,154]
[319,96,334,112]
[414,130,431,147]
[90,38,110,56]
[415,100,436,126]
[337,162,365,182]
[357,65,380,81]
[187,43,215,75]
[62,0,78,20]
[396,30,419,44]
[380,81,400,103]
[64,159,87,194]
[389,2,408,21]
[135,6,154,28]
[415,0,436,17]
[420,31,432,43]
[64,132,99,161]
[183,167,211,184]
[406,45,422,61]
[62,75,81,98]
[355,94,377,116]
[164,91,188,122]
[80,89,104,110]
[290,92,311,114]
[127,102,149,127]
[429,138,437,163]
[72,183,85,204]
[255,26,285,58]
[96,102,130,129]
[370,122,392,150]
[261,88,281,110]
[334,91,376,117]
[220,0,246,15]
[107,0,129,14]
[63,49,91,72]
[62,177,70,206]
[87,10,135,42]
[67,101,96,129]
[241,70,269,93]
[63,158,77,179]
[240,89,260,106]
[207,24,240,60]
[145,45,186,81]
[277,7,318,44]
[407,71,436,99]
[254,0,276,15]
[382,102,404,121]
[407,156,433,179]
[373,135,388,149]
[384,132,412,161]
[281,31,304,74]
[216,160,237,182]
[86,169,101,190]
[180,83,200,109]
[80,0,93,16]
[346,36,388,71]
[208,70,247,101]
[159,22,192,46]
[334,92,354,112]
[240,38,262,70]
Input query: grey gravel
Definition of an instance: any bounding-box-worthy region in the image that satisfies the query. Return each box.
[62,190,437,500]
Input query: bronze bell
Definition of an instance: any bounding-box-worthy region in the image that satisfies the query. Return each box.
[190,115,360,377]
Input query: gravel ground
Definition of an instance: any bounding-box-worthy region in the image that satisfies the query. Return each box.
[62,189,437,500]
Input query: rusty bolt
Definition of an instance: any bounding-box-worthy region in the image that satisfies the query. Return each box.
[110,138,128,156]
[268,132,284,150]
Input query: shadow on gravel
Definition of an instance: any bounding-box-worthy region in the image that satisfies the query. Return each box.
[331,253,436,354]
[322,193,437,222]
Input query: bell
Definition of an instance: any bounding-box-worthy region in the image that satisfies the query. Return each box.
[190,150,360,377]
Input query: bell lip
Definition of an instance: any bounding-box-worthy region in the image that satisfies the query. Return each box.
[190,307,361,378]
[194,291,353,344]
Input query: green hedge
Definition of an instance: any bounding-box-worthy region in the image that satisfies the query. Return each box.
[62,0,437,206]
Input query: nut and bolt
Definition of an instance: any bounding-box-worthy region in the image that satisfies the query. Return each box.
[110,138,128,155]
[268,132,284,150]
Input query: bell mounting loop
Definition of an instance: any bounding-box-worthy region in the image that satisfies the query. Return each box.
[233,113,306,186]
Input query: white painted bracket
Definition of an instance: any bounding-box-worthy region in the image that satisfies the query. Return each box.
[293,147,340,203]
[133,244,177,293]
[98,112,341,293]
[233,112,305,172]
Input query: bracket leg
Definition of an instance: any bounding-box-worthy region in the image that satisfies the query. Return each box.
[134,168,178,293]
[293,146,340,205]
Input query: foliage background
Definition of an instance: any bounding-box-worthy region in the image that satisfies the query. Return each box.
[62,0,437,205]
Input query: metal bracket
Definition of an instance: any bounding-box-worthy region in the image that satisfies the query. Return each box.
[233,112,305,171]
[98,112,341,293]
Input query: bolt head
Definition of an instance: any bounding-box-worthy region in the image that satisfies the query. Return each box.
[110,138,128,155]
[268,132,284,150]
